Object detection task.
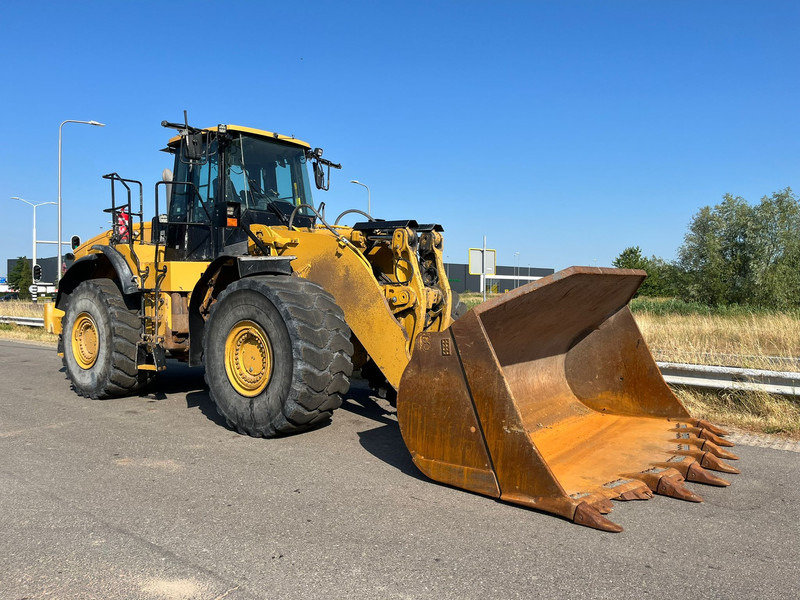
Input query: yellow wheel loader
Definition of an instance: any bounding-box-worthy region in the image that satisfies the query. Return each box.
[48,116,738,531]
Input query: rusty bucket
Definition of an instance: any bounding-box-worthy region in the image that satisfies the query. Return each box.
[396,267,737,531]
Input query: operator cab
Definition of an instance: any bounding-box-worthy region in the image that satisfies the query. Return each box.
[162,124,322,261]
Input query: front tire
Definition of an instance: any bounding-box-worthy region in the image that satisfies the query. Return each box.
[203,276,354,437]
[62,279,151,398]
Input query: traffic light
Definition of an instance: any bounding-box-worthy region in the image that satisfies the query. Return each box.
[70,235,81,250]
[32,263,42,282]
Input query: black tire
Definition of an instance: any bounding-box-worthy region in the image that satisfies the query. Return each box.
[62,279,152,398]
[203,275,354,437]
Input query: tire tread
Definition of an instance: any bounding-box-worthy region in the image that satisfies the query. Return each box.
[204,275,353,437]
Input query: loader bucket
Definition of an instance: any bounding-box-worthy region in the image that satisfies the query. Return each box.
[397,267,738,532]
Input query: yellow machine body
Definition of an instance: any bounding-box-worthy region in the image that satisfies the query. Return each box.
[52,215,452,388]
[49,121,738,532]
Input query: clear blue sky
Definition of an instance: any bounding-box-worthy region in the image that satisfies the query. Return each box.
[1,0,797,276]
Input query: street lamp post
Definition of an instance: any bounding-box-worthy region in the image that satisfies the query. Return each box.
[10,197,57,281]
[349,180,371,215]
[514,251,520,289]
[58,119,105,283]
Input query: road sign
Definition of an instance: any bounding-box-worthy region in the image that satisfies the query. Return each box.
[468,248,496,275]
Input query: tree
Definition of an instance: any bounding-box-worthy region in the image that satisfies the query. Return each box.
[644,256,684,298]
[749,188,800,308]
[612,246,681,297]
[8,257,32,300]
[678,195,755,305]
[677,188,800,308]
[612,246,648,271]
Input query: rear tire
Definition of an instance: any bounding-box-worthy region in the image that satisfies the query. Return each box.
[62,279,152,398]
[203,276,353,437]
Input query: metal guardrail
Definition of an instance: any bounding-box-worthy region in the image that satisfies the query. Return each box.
[1,312,799,396]
[653,350,800,370]
[657,361,800,396]
[0,315,45,327]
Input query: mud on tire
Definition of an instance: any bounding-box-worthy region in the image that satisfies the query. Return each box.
[203,275,354,438]
[62,278,152,398]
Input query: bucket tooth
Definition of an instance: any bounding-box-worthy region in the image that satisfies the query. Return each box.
[631,468,682,492]
[573,502,623,533]
[686,462,730,487]
[675,425,735,448]
[672,446,740,474]
[617,488,654,501]
[698,429,735,447]
[659,454,731,484]
[699,452,740,474]
[656,476,704,503]
[654,455,698,479]
[701,440,739,461]
[695,419,730,437]
[674,418,730,437]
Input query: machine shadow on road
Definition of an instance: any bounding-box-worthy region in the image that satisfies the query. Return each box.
[184,388,230,429]
[143,361,208,396]
[138,361,230,429]
[340,380,426,481]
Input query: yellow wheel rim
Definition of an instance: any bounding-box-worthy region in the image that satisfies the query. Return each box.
[224,320,273,397]
[72,311,99,370]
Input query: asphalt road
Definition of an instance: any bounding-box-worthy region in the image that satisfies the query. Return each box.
[0,339,798,600]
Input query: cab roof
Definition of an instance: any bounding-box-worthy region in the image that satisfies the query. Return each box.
[167,124,311,149]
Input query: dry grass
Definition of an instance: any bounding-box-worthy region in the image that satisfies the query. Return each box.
[677,388,800,437]
[634,307,800,439]
[0,301,58,344]
[0,325,58,345]
[0,300,46,318]
[634,310,800,370]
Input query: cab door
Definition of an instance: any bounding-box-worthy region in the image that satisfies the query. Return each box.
[165,138,220,261]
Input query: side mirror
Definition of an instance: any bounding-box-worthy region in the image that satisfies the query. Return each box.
[307,147,341,192]
[183,132,204,161]
[152,215,167,244]
[313,160,326,190]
